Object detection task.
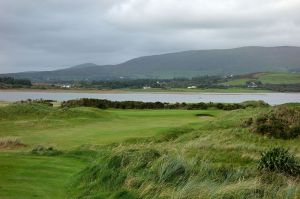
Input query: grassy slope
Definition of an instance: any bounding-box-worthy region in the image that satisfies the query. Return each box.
[0,103,221,199]
[0,104,217,149]
[225,72,300,86]
[258,72,300,84]
[1,103,300,198]
[0,153,85,199]
[70,106,300,199]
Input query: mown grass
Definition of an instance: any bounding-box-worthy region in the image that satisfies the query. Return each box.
[0,152,85,199]
[0,102,300,198]
[0,103,217,149]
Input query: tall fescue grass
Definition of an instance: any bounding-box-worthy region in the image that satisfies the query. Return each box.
[68,104,300,199]
[70,145,300,198]
[258,147,300,176]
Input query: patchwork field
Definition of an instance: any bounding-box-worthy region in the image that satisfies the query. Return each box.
[224,72,300,86]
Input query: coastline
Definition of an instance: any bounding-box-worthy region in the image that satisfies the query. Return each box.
[0,88,275,94]
[0,88,127,94]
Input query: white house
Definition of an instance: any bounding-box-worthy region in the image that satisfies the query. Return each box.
[247,82,258,88]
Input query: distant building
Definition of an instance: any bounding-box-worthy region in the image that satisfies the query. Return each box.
[247,82,258,88]
[187,86,197,89]
[61,84,71,88]
[143,86,151,89]
[224,74,234,78]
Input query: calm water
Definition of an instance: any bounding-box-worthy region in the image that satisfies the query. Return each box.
[0,91,299,105]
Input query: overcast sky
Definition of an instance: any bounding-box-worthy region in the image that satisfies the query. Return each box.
[1,0,300,73]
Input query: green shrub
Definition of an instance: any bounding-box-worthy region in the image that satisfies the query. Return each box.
[241,100,270,108]
[31,145,62,156]
[249,105,300,139]
[17,99,55,106]
[258,147,300,176]
[61,98,251,111]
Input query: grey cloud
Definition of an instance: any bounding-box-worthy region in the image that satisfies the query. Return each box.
[0,0,300,73]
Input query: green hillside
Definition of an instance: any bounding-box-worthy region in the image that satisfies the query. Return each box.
[2,46,300,81]
[225,72,300,86]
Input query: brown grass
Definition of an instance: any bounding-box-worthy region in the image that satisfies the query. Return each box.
[0,137,26,149]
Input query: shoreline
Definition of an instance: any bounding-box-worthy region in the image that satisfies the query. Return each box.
[0,88,280,94]
[0,88,127,94]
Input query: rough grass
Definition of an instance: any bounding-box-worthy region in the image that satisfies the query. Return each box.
[0,103,220,199]
[0,103,300,198]
[69,105,300,199]
[0,137,25,149]
[247,105,300,139]
[258,147,300,176]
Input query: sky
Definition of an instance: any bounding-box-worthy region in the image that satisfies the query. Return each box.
[0,0,300,73]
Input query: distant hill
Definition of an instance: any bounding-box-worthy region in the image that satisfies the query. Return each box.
[1,46,300,82]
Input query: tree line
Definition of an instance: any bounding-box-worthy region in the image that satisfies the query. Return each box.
[65,76,300,92]
[61,98,269,110]
[0,77,32,88]
[74,76,229,89]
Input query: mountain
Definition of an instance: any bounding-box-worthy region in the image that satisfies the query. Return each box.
[2,46,300,82]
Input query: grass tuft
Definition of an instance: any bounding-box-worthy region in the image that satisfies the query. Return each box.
[0,137,25,149]
[258,147,300,176]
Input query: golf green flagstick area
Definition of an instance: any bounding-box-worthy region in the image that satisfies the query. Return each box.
[0,101,299,198]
